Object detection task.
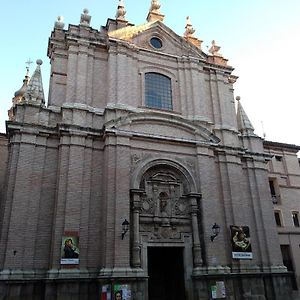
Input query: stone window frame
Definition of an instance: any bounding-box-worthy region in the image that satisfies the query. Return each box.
[291,211,300,227]
[274,210,283,227]
[140,66,179,113]
[145,72,173,110]
[149,36,164,50]
[268,177,280,204]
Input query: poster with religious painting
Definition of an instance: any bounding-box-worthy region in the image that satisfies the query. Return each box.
[113,284,132,300]
[60,234,80,265]
[230,225,253,259]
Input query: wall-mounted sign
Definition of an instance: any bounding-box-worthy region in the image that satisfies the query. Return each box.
[230,225,252,259]
[60,235,80,265]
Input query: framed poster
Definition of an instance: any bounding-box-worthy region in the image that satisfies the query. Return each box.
[60,235,80,265]
[113,284,131,300]
[101,285,112,300]
[230,225,252,259]
[216,281,226,298]
[211,281,226,299]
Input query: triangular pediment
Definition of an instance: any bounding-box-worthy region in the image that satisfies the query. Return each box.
[104,111,220,145]
[108,20,207,60]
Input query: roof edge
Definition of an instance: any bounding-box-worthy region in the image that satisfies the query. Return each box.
[263,140,300,151]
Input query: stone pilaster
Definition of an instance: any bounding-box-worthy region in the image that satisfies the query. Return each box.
[188,193,203,268]
[130,189,143,268]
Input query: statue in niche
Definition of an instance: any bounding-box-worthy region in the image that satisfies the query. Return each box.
[159,192,170,226]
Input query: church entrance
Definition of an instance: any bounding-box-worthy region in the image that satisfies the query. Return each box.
[148,247,186,300]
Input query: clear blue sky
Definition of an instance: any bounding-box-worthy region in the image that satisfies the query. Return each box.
[1,0,300,149]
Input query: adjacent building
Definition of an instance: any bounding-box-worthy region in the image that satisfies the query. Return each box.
[264,141,300,295]
[0,1,298,299]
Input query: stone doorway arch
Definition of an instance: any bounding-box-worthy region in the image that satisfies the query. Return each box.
[130,158,202,271]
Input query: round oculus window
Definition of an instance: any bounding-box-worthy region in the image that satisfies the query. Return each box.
[150,37,162,49]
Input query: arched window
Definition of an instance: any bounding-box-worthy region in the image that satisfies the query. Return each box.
[145,72,172,110]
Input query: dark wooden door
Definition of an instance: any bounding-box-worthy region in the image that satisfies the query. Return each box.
[148,247,186,300]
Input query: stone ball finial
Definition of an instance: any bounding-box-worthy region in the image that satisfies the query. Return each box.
[116,0,126,21]
[80,8,91,26]
[150,0,161,13]
[54,15,65,29]
[236,96,241,101]
[36,59,43,66]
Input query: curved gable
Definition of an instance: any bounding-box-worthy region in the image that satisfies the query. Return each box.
[104,112,220,144]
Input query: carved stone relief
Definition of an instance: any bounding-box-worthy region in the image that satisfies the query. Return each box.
[141,196,155,214]
[136,165,193,241]
[140,222,191,241]
[130,152,152,173]
[141,175,189,220]
[174,197,190,215]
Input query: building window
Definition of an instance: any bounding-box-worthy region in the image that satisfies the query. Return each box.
[269,178,280,204]
[150,37,163,49]
[274,211,283,227]
[145,72,172,110]
[292,212,300,227]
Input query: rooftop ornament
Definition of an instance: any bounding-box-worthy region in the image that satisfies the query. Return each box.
[184,16,195,37]
[147,0,164,22]
[183,16,202,49]
[150,0,161,14]
[22,59,45,106]
[209,40,223,57]
[54,16,65,30]
[116,0,127,21]
[80,8,91,26]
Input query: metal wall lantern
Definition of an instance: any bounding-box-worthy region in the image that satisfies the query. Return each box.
[121,219,130,240]
[210,223,220,242]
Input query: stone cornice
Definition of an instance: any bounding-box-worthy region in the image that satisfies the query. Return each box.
[263,140,300,152]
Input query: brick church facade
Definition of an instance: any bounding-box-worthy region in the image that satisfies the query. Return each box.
[0,1,297,299]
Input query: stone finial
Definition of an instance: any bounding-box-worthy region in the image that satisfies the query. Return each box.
[150,0,161,13]
[209,40,222,57]
[8,67,31,120]
[184,16,195,37]
[15,63,30,98]
[23,59,45,106]
[236,96,255,135]
[207,40,228,66]
[80,8,91,26]
[116,0,127,21]
[183,16,202,49]
[147,0,165,22]
[54,16,65,30]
